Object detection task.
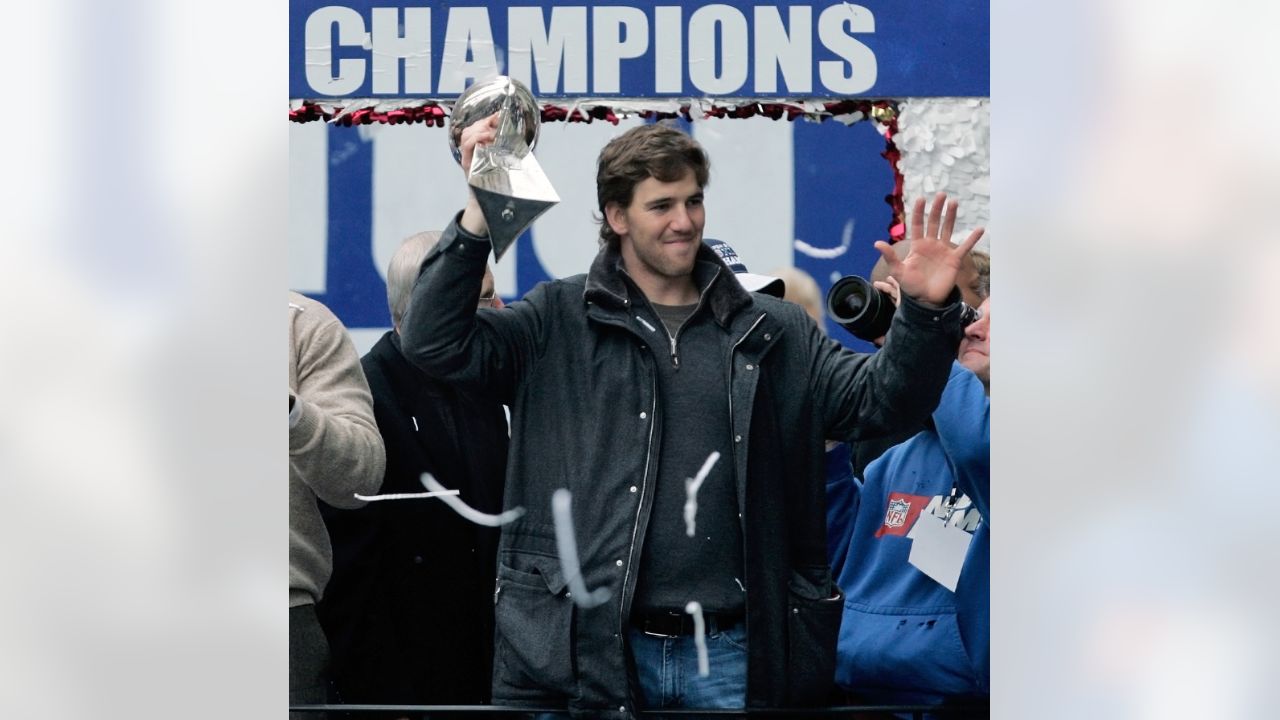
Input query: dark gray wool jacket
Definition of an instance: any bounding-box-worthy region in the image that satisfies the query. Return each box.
[400,214,967,719]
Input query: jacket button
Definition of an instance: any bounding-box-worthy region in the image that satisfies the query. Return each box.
[620,706,626,713]
[745,363,754,370]
[764,333,771,341]
[735,435,742,443]
[639,411,647,419]
[615,559,624,567]
[629,485,637,493]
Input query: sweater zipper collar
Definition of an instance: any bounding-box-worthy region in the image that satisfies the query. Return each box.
[625,266,721,369]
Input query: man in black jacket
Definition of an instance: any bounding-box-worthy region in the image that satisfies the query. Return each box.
[401,121,984,718]
[318,231,509,715]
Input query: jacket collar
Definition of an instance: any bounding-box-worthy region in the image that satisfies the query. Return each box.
[583,240,754,328]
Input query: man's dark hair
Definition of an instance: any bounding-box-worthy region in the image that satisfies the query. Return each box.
[595,123,710,248]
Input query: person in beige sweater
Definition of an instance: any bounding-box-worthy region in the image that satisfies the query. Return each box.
[288,291,385,714]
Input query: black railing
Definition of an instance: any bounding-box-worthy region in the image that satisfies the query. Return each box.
[290,703,990,718]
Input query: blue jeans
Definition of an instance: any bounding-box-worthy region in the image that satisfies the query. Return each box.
[627,617,748,709]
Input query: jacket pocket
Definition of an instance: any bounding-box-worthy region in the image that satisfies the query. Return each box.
[786,567,844,704]
[835,603,979,699]
[492,553,576,699]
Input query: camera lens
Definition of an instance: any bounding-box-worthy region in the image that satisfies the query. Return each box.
[826,276,895,342]
[839,289,870,316]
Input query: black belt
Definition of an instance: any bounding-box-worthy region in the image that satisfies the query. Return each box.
[632,610,743,638]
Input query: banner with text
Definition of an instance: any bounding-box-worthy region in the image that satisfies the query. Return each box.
[290,0,988,99]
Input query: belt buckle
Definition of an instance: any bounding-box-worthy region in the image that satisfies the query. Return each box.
[641,611,684,638]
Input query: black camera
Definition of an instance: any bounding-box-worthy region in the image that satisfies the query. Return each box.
[826,275,981,342]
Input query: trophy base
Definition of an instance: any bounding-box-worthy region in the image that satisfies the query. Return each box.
[471,186,558,261]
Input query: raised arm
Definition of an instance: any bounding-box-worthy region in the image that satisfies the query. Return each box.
[813,291,966,441]
[397,218,547,404]
[817,193,985,441]
[398,112,544,402]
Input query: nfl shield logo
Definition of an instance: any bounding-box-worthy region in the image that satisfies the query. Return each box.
[884,498,911,529]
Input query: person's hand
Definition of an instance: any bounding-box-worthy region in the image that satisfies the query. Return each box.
[873,192,985,306]
[872,276,901,308]
[458,112,500,236]
[458,112,499,177]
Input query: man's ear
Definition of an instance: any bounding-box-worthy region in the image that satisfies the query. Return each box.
[605,202,628,237]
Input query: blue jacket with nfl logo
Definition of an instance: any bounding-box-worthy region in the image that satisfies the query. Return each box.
[827,362,990,703]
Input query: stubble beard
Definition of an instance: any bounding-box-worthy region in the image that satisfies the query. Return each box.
[635,236,698,281]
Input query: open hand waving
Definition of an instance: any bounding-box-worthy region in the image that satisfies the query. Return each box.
[873,192,985,306]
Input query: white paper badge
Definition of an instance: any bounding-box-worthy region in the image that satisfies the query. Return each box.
[907,511,973,592]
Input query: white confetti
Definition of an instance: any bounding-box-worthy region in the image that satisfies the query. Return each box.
[551,489,612,608]
[420,473,525,526]
[685,601,710,677]
[793,218,854,259]
[353,489,459,502]
[684,451,722,538]
[834,110,865,126]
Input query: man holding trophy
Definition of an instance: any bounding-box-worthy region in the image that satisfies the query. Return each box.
[400,77,984,718]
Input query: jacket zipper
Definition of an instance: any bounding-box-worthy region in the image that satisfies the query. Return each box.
[726,312,767,439]
[725,311,767,645]
[619,373,659,654]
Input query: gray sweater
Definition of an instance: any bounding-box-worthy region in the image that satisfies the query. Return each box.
[288,292,385,607]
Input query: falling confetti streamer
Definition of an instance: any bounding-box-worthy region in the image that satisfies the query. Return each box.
[684,452,722,537]
[420,473,525,526]
[794,218,855,259]
[354,489,459,502]
[685,601,710,677]
[552,489,612,608]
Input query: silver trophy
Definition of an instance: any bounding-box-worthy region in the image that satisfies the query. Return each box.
[448,76,560,261]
